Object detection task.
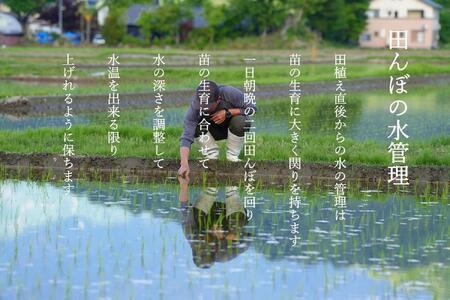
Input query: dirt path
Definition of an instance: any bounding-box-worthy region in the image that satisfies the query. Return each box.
[1,74,449,116]
[0,151,448,194]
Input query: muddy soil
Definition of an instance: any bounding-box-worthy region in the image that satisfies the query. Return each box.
[0,151,448,194]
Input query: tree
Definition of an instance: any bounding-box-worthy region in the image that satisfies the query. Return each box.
[78,2,98,43]
[4,0,53,34]
[435,0,450,45]
[101,7,126,45]
[218,0,286,38]
[138,3,192,45]
[440,10,450,44]
[280,0,323,38]
[306,0,370,44]
[344,0,371,44]
[39,0,81,32]
[189,0,324,45]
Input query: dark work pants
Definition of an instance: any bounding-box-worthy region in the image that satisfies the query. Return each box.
[194,115,251,141]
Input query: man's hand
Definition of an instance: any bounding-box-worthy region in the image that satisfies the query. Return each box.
[179,146,190,179]
[178,163,190,179]
[178,170,189,203]
[211,109,226,124]
[178,170,190,185]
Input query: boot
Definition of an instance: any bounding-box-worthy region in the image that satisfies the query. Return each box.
[225,186,247,230]
[226,129,244,162]
[194,187,218,214]
[225,186,245,217]
[195,131,219,159]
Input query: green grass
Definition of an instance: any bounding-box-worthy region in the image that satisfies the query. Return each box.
[1,47,448,166]
[2,60,449,80]
[1,45,450,99]
[0,125,448,166]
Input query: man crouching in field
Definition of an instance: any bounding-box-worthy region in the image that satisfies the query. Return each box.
[177,80,257,178]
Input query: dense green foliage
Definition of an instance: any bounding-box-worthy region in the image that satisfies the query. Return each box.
[133,0,370,46]
[4,0,53,24]
[435,0,450,44]
[101,7,127,45]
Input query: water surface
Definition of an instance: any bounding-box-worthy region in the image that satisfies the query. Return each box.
[0,180,449,299]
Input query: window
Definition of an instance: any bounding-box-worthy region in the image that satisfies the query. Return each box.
[367,9,380,18]
[412,30,425,43]
[408,10,425,19]
[361,33,371,41]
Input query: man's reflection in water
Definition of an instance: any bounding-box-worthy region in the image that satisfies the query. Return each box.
[178,176,251,269]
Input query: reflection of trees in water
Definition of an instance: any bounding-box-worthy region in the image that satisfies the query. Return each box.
[72,182,450,271]
[370,264,450,300]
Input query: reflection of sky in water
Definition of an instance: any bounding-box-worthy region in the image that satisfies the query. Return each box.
[1,87,449,141]
[348,94,450,141]
[1,180,449,299]
[260,90,450,140]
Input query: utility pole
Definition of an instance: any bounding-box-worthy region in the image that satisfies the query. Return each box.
[58,0,63,34]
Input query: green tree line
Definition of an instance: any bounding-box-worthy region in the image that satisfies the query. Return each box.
[4,0,450,47]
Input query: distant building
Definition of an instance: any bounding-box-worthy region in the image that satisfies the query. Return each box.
[0,12,23,46]
[359,0,442,49]
[0,3,11,13]
[126,3,156,37]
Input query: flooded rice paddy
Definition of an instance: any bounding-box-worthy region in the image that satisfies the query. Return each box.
[0,179,449,299]
[1,84,448,142]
